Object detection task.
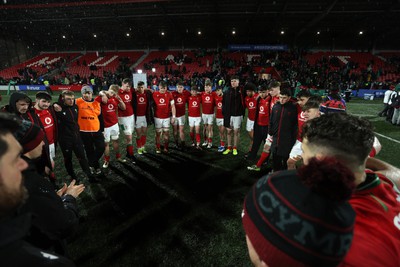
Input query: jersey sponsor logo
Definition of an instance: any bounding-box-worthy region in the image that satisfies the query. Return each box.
[259,106,264,112]
[177,97,182,103]
[192,101,198,107]
[159,98,165,104]
[205,96,210,101]
[394,213,400,230]
[249,102,254,108]
[217,102,222,107]
[139,97,145,103]
[44,117,52,125]
[124,94,130,100]
[300,111,306,119]
[108,104,114,110]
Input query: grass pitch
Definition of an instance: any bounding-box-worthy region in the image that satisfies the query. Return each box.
[1,92,399,266]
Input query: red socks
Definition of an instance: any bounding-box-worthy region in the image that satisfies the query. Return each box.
[256,152,270,167]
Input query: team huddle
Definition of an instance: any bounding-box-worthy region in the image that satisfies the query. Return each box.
[1,75,399,267]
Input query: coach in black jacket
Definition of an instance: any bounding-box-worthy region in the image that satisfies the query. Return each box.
[54,90,95,182]
[269,87,298,171]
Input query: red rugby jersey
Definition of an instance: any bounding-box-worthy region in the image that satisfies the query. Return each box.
[257,97,270,126]
[153,91,174,119]
[172,90,190,117]
[297,105,306,141]
[201,91,215,115]
[118,89,134,117]
[188,95,201,117]
[245,94,258,121]
[100,96,119,127]
[35,108,55,144]
[135,91,148,117]
[340,171,400,267]
[214,94,223,119]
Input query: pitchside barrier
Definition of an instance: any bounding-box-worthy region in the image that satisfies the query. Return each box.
[294,88,386,100]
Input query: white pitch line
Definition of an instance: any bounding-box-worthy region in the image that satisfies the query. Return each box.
[351,114,376,117]
[374,132,400,144]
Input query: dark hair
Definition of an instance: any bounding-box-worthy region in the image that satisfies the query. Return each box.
[268,80,281,89]
[191,85,198,91]
[302,100,320,111]
[279,87,292,97]
[0,113,21,159]
[35,92,51,101]
[258,84,268,92]
[244,82,256,91]
[176,80,184,86]
[159,80,168,88]
[302,113,374,168]
[122,78,131,85]
[137,81,145,87]
[302,95,323,111]
[296,89,312,98]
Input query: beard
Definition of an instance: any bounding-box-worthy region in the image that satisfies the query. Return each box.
[0,182,28,217]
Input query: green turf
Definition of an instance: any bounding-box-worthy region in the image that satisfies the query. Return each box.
[1,92,399,266]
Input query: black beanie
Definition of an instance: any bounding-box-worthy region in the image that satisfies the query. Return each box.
[14,120,45,153]
[242,158,356,267]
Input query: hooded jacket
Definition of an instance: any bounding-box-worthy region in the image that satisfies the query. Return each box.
[20,156,79,255]
[0,212,76,267]
[2,92,34,121]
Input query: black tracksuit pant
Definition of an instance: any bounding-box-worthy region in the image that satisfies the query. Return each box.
[59,137,91,178]
[247,124,268,161]
[80,131,105,169]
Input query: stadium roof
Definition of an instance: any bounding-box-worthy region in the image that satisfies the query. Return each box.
[1,0,399,51]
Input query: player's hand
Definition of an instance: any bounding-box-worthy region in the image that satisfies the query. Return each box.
[56,183,68,197]
[64,179,85,198]
[53,103,62,112]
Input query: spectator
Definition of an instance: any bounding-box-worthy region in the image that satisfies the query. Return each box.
[378,85,395,117]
